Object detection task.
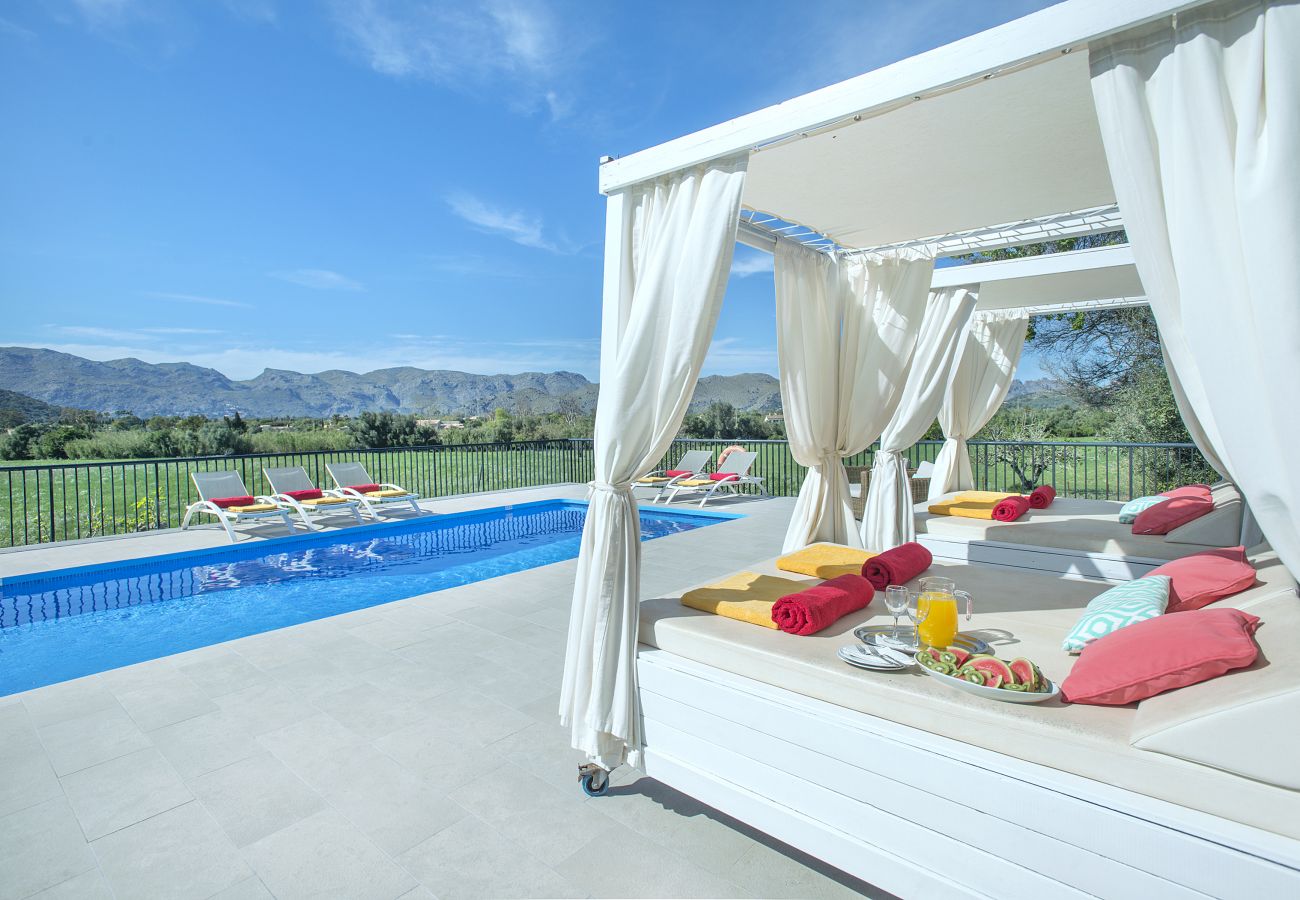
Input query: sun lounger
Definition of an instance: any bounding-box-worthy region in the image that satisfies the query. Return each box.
[634,449,713,499]
[325,462,423,520]
[660,450,765,507]
[262,466,363,530]
[180,470,295,542]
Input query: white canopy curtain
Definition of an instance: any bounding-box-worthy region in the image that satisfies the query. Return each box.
[560,156,747,769]
[1089,0,1300,574]
[863,286,977,550]
[776,242,935,552]
[928,310,1030,499]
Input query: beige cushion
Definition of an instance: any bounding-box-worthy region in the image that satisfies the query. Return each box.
[917,493,1229,560]
[640,553,1300,840]
[1131,550,1300,787]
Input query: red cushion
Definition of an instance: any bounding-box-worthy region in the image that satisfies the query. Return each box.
[1147,547,1256,613]
[665,469,691,477]
[1131,496,1214,535]
[1061,608,1260,706]
[347,483,383,494]
[1161,484,1212,500]
[210,495,256,509]
[283,489,323,501]
[708,473,737,481]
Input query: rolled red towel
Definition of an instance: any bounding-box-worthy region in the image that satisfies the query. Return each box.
[861,542,933,591]
[992,495,1031,522]
[771,574,874,635]
[1028,485,1056,509]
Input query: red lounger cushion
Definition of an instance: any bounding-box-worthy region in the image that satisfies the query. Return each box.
[347,483,383,494]
[283,489,324,501]
[1161,484,1212,500]
[665,469,691,477]
[708,473,737,481]
[1131,495,1214,534]
[771,574,874,635]
[1061,608,1261,706]
[1147,546,1256,613]
[210,496,256,509]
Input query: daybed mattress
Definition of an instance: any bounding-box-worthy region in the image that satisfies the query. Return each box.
[638,551,1300,841]
[915,494,1220,561]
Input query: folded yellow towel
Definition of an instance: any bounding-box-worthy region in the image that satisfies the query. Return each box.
[228,503,279,513]
[927,491,1016,519]
[680,572,808,629]
[365,489,411,498]
[777,542,877,579]
[302,496,350,506]
[674,478,713,487]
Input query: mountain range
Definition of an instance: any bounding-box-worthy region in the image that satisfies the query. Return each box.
[0,347,783,418]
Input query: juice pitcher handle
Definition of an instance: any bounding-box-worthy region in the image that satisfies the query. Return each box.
[954,589,973,622]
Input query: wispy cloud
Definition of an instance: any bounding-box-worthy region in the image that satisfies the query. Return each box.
[144,291,253,309]
[0,16,37,40]
[446,192,574,254]
[47,324,223,342]
[269,269,364,291]
[702,336,778,376]
[730,251,774,279]
[329,0,577,119]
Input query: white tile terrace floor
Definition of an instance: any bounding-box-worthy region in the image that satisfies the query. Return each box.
[0,485,888,900]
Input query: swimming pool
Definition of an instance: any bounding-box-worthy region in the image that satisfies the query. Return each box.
[0,499,736,696]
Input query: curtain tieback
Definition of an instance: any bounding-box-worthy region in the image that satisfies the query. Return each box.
[587,481,632,495]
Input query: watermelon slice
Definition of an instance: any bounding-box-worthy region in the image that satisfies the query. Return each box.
[1008,658,1041,691]
[968,656,1014,688]
[945,647,971,667]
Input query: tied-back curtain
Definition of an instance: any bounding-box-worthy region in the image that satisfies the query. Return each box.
[863,286,977,549]
[560,157,747,769]
[929,310,1029,499]
[1089,0,1300,574]
[777,244,934,552]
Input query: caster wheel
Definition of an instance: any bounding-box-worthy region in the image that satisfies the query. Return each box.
[580,771,609,797]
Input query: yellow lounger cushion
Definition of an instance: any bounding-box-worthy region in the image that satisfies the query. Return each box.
[927,491,1017,519]
[301,496,351,507]
[365,489,411,498]
[635,476,674,484]
[777,542,877,579]
[674,478,715,487]
[680,572,808,630]
[228,503,278,513]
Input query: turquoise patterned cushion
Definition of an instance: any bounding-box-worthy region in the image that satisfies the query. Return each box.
[1063,575,1171,653]
[1119,495,1166,524]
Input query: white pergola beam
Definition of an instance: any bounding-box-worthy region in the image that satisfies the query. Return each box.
[599,0,1211,195]
[929,244,1135,289]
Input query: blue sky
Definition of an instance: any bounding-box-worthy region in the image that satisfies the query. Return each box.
[1,0,1055,384]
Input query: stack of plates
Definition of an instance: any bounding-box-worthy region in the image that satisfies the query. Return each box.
[837,644,913,671]
[852,625,990,657]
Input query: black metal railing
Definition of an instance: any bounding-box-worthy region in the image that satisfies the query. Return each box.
[0,437,1209,549]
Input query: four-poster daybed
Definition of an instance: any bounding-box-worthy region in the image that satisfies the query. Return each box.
[561,0,1300,895]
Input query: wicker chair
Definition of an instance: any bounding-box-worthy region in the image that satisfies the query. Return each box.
[844,464,932,520]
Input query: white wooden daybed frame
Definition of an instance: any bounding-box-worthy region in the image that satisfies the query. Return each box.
[579,0,1300,896]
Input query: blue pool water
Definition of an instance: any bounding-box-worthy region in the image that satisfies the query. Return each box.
[0,499,735,696]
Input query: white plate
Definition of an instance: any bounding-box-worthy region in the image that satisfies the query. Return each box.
[853,626,990,656]
[919,663,1060,704]
[838,645,908,671]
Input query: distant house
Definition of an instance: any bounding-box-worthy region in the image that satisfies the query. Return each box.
[763,413,785,424]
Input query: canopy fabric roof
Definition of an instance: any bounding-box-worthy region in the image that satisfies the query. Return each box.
[742,52,1116,251]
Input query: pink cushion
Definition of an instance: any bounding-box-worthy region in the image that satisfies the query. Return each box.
[1161,484,1212,500]
[1147,547,1256,613]
[1061,608,1261,706]
[708,473,737,482]
[283,489,323,502]
[210,495,256,509]
[665,469,691,477]
[1131,495,1214,535]
[347,483,383,494]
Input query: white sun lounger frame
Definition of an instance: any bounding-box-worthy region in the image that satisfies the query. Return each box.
[180,470,295,542]
[633,449,714,500]
[262,466,363,531]
[659,451,766,506]
[324,462,423,520]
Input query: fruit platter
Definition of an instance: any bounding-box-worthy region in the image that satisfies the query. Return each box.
[915,646,1059,704]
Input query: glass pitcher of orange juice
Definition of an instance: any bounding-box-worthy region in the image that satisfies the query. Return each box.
[916,577,973,648]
